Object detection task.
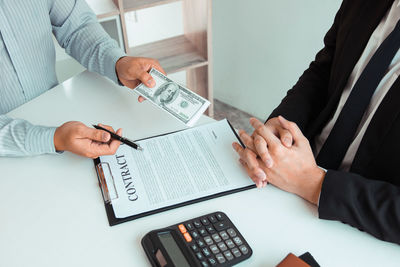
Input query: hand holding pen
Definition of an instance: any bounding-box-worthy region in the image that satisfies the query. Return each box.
[93,124,143,151]
[54,122,122,158]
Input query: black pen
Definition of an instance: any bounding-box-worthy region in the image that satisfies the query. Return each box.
[93,124,143,151]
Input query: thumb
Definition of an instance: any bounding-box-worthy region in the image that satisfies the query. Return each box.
[138,71,155,87]
[84,128,110,142]
[277,116,303,143]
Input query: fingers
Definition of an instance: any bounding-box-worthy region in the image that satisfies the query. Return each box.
[84,126,111,143]
[232,143,259,171]
[94,123,120,147]
[138,96,146,103]
[238,129,273,168]
[89,125,122,157]
[278,127,293,147]
[116,57,165,89]
[250,117,280,147]
[238,159,267,188]
[122,80,141,89]
[252,117,292,147]
[277,116,305,145]
[97,123,117,135]
[254,134,273,168]
[232,142,267,188]
[138,58,164,87]
[138,71,156,87]
[238,129,255,151]
[107,128,122,154]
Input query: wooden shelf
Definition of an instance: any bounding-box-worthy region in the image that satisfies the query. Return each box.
[123,0,181,12]
[130,35,208,74]
[86,0,120,19]
[86,0,213,114]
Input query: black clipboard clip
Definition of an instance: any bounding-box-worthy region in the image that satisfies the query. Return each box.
[95,162,118,204]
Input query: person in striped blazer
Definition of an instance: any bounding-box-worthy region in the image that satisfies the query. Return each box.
[0,0,164,158]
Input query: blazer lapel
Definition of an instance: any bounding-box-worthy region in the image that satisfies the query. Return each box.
[351,77,400,173]
[331,0,393,95]
[308,0,394,138]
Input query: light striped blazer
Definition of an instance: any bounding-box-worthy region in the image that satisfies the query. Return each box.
[0,0,125,156]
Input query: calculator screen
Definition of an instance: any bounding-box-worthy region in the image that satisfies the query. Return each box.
[158,232,190,267]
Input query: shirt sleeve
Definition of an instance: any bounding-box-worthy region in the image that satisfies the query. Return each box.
[0,115,58,157]
[49,0,126,84]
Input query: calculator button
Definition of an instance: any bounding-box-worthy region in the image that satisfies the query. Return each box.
[211,233,222,243]
[233,236,243,246]
[231,247,242,258]
[204,236,213,245]
[178,224,187,233]
[208,257,218,266]
[227,228,237,237]
[219,231,229,240]
[200,261,209,267]
[239,245,249,255]
[191,244,199,252]
[201,217,210,225]
[208,215,218,223]
[183,232,192,242]
[215,253,226,264]
[194,220,202,228]
[217,242,228,251]
[216,213,225,221]
[197,239,206,248]
[199,228,208,237]
[202,247,212,257]
[196,252,205,260]
[206,225,216,234]
[223,251,234,261]
[214,221,228,231]
[209,244,220,254]
[186,222,194,231]
[225,239,235,249]
[191,230,200,239]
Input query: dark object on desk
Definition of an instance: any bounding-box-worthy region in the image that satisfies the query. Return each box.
[299,252,320,267]
[277,252,320,267]
[141,211,252,267]
[92,124,142,150]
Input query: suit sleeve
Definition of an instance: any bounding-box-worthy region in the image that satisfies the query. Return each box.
[319,170,400,244]
[49,0,126,84]
[268,1,347,131]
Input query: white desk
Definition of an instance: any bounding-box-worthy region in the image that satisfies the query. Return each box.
[1,71,399,267]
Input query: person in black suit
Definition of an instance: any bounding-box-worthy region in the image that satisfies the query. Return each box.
[232,0,400,244]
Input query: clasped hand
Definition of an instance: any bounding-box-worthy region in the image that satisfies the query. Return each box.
[232,116,325,205]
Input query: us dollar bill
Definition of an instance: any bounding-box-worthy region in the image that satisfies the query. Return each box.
[133,68,210,126]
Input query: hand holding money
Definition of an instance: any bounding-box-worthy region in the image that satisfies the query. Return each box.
[133,68,210,126]
[115,57,165,92]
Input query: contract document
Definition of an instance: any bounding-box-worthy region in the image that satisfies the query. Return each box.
[97,119,255,221]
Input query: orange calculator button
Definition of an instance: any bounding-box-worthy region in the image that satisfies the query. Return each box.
[183,232,192,242]
[178,224,187,233]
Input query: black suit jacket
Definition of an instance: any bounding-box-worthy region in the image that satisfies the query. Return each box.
[269,0,400,244]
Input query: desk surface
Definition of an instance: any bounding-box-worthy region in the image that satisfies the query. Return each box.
[1,71,399,267]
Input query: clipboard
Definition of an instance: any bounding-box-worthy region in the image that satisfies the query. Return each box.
[93,120,256,226]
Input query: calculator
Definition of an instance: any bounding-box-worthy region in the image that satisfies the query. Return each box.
[141,211,253,267]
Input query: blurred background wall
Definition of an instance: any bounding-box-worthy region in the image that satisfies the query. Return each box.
[212,0,342,119]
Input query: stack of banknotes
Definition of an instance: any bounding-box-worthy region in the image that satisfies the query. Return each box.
[134,68,210,126]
